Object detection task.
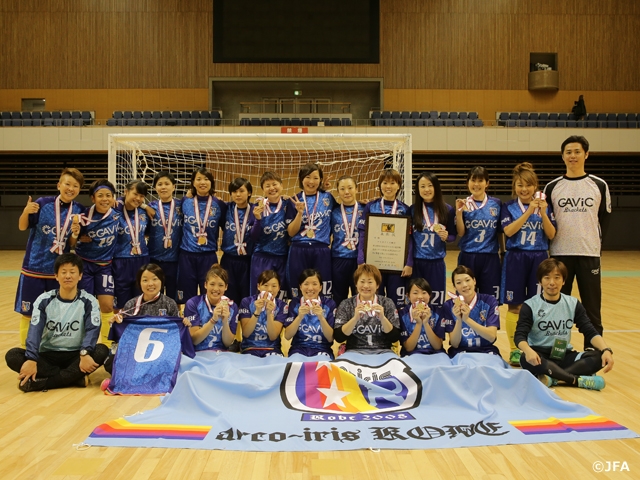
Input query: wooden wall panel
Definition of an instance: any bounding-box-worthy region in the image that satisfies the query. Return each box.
[0,0,639,92]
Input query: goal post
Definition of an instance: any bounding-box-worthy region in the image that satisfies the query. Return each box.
[108,133,412,203]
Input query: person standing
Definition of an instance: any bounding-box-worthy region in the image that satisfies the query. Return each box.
[543,136,611,348]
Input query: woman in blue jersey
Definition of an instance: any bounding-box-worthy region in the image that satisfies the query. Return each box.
[442,265,505,367]
[285,269,336,358]
[501,163,556,365]
[73,179,120,344]
[220,177,255,305]
[112,180,150,311]
[249,171,290,299]
[147,171,183,302]
[398,278,450,364]
[176,168,226,305]
[185,264,238,352]
[286,164,335,299]
[358,168,412,308]
[455,167,503,301]
[409,172,456,307]
[330,175,365,306]
[516,259,614,390]
[239,270,288,356]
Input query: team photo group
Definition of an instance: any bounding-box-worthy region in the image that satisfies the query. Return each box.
[7,134,615,396]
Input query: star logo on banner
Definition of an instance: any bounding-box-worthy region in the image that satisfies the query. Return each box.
[317,378,350,408]
[315,360,333,372]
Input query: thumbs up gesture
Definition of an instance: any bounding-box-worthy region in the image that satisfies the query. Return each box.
[71,214,81,237]
[23,196,39,214]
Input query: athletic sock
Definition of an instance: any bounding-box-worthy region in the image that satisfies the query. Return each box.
[505,311,519,351]
[100,312,114,347]
[19,316,30,348]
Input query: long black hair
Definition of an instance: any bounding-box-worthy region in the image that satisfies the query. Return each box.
[413,172,448,231]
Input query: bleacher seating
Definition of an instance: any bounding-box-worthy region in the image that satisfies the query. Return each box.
[0,111,95,126]
[369,111,483,127]
[495,111,640,128]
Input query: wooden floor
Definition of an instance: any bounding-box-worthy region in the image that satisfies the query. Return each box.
[0,250,639,480]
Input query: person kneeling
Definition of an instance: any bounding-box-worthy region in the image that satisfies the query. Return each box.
[515,258,614,390]
[5,253,109,392]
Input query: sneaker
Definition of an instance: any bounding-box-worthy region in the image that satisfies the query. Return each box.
[100,378,110,392]
[577,375,606,391]
[75,375,88,388]
[18,378,48,392]
[509,350,522,366]
[538,375,555,388]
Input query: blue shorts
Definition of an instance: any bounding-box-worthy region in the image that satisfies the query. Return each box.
[113,256,149,309]
[378,273,407,309]
[176,250,220,304]
[331,256,357,307]
[457,252,501,301]
[287,243,332,299]
[220,253,251,305]
[411,258,446,306]
[78,262,114,296]
[151,259,178,301]
[250,252,287,299]
[241,348,284,358]
[500,250,548,304]
[288,345,334,359]
[14,274,58,315]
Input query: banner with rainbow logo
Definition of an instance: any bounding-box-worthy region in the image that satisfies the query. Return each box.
[86,352,637,451]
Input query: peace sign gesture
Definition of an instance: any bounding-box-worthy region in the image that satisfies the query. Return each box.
[292,195,306,215]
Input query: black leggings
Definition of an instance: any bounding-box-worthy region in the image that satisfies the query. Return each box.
[520,349,603,385]
[5,346,109,390]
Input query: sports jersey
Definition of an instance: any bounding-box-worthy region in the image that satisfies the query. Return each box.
[515,293,600,353]
[21,196,85,276]
[286,297,336,352]
[457,196,502,254]
[183,294,238,351]
[113,203,150,259]
[251,197,291,256]
[501,199,555,251]
[398,304,446,354]
[238,295,288,350]
[25,289,101,360]
[148,198,183,262]
[180,195,226,253]
[121,294,181,318]
[544,174,611,257]
[331,202,365,259]
[109,316,195,395]
[221,203,255,256]
[286,191,335,245]
[75,206,120,263]
[358,198,410,264]
[442,293,500,354]
[409,203,455,261]
[333,295,400,351]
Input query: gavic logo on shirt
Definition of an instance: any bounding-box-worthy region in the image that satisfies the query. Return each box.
[281,358,421,414]
[46,320,81,334]
[557,197,595,208]
[465,219,497,229]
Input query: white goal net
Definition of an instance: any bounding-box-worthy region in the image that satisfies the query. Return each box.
[108,133,412,203]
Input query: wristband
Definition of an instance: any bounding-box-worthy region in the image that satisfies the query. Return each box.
[601,347,613,355]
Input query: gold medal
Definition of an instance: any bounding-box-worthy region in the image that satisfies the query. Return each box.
[306,230,315,239]
[167,239,172,248]
[198,236,207,245]
[432,223,443,233]
[347,243,354,250]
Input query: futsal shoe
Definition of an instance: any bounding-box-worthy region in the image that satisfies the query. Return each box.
[18,378,47,392]
[577,375,606,391]
[538,375,557,388]
[509,350,522,366]
[100,378,110,391]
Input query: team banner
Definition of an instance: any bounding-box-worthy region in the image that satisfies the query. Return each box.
[86,352,637,451]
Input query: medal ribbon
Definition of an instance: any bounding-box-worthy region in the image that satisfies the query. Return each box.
[80,205,112,226]
[132,292,160,315]
[380,198,398,215]
[409,301,428,324]
[123,207,141,255]
[464,194,487,212]
[194,196,213,242]
[258,291,274,312]
[158,199,175,248]
[422,203,439,231]
[263,198,282,217]
[340,203,359,250]
[534,191,546,215]
[49,196,74,254]
[300,193,319,237]
[357,294,378,317]
[233,205,249,255]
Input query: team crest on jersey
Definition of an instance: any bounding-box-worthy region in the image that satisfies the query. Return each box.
[291,288,299,297]
[22,301,31,313]
[506,291,514,301]
[177,291,183,301]
[323,198,330,207]
[489,207,498,217]
[159,309,167,316]
[281,358,422,414]
[479,310,487,322]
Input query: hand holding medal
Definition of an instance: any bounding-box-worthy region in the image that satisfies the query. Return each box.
[253,197,265,220]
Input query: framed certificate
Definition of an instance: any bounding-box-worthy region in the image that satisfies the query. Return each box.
[364,214,411,273]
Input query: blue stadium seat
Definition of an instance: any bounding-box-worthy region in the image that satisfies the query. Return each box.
[271,118,281,126]
[506,120,516,127]
[445,119,453,126]
[239,118,249,126]
[607,120,617,128]
[342,119,352,126]
[509,112,518,120]
[181,111,191,119]
[449,112,459,120]
[469,112,478,120]
[71,111,80,119]
[518,120,527,127]
[21,111,31,119]
[44,118,54,127]
[519,113,528,120]
[186,119,197,126]
[419,111,429,119]
[400,111,410,120]
[529,113,539,121]
[106,119,117,126]
[547,120,556,128]
[607,113,616,121]
[429,111,438,119]
[577,121,586,128]
[439,112,449,119]
[142,111,151,119]
[454,119,463,127]
[113,111,123,119]
[330,118,340,126]
[281,118,290,126]
[261,118,271,126]
[586,113,596,121]
[133,111,142,120]
[81,111,92,125]
[558,113,568,121]
[371,111,381,119]
[191,111,201,119]
[152,111,161,119]
[539,113,549,121]
[587,121,598,128]
[161,111,171,119]
[434,119,444,126]
[536,120,546,128]
[413,119,424,126]
[618,121,628,128]
[123,111,132,119]
[72,119,82,126]
[32,119,42,126]
[568,113,576,120]
[381,111,391,119]
[464,119,473,127]
[596,113,606,122]
[291,118,301,126]
[459,112,468,120]
[147,119,157,126]
[410,111,420,119]
[302,118,311,126]
[498,112,508,121]
[473,119,484,127]
[41,111,51,119]
[424,119,434,126]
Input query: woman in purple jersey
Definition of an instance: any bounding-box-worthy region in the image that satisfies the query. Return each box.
[409,172,456,306]
[501,163,556,366]
[455,167,503,300]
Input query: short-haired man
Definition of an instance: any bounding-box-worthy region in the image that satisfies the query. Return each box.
[515,258,614,390]
[5,253,109,392]
[543,136,611,348]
